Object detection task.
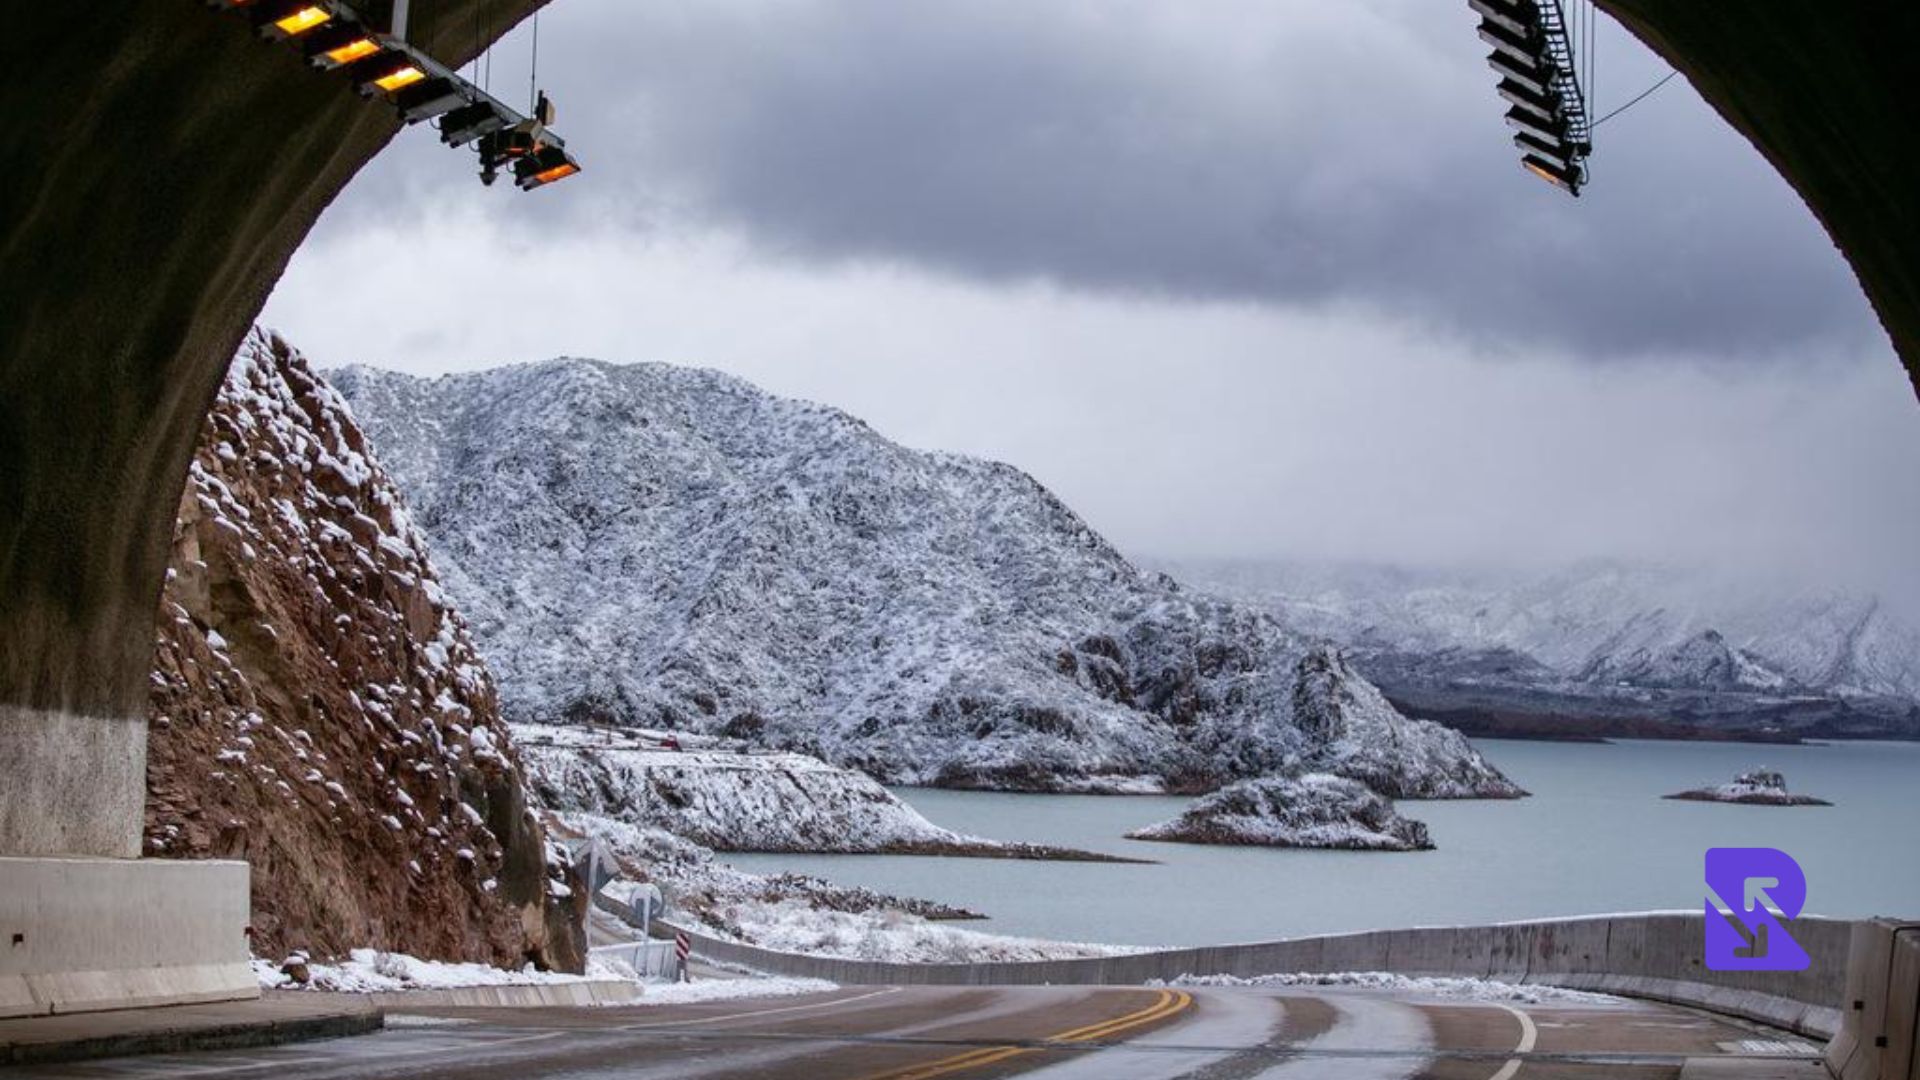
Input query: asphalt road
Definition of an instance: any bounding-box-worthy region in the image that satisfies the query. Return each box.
[14,984,1827,1080]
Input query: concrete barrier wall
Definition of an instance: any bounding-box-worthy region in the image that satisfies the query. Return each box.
[667,912,1855,1038]
[363,980,640,1008]
[1827,920,1920,1080]
[0,857,257,1018]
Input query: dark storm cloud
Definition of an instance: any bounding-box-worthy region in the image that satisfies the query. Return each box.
[278,0,1919,613]
[438,0,1875,363]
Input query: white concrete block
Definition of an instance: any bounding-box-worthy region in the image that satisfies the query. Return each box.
[0,856,256,1017]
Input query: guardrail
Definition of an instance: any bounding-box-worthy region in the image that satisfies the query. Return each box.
[1825,919,1920,1080]
[590,940,680,982]
[662,912,1857,1040]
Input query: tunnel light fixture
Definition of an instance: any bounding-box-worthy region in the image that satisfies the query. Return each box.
[476,126,540,185]
[370,63,426,93]
[1497,78,1559,123]
[304,23,382,68]
[341,48,427,95]
[1488,53,1553,98]
[1476,20,1536,67]
[274,6,331,34]
[250,1,334,38]
[323,37,379,64]
[1513,132,1576,169]
[393,78,466,123]
[437,103,508,147]
[1503,105,1568,146]
[209,0,583,195]
[515,145,582,191]
[1469,0,1591,196]
[1522,156,1581,194]
[1469,0,1535,39]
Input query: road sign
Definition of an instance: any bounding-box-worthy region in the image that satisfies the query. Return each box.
[629,882,664,935]
[674,931,691,983]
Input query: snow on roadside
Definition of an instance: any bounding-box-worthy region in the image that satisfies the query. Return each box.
[1156,971,1628,1006]
[619,977,838,1006]
[253,947,838,1008]
[711,899,1140,964]
[254,950,601,994]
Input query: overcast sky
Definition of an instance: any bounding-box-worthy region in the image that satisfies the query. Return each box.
[263,0,1920,607]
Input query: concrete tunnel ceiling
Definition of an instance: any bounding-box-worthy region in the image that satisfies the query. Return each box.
[1,1,1917,856]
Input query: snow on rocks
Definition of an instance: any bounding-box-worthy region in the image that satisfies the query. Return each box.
[145,327,584,971]
[553,811,980,924]
[1292,647,1526,800]
[554,812,1133,964]
[331,358,1519,800]
[1664,768,1833,806]
[1126,773,1434,851]
[516,724,1136,860]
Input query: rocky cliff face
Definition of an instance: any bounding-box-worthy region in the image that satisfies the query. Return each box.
[144,329,585,969]
[1291,647,1524,799]
[331,359,1517,798]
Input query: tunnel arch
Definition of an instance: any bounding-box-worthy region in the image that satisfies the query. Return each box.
[2,1,1916,858]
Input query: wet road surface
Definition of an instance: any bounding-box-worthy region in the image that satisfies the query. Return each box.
[13,984,1828,1079]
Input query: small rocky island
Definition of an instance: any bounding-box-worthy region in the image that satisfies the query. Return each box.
[1126,773,1434,851]
[1664,768,1832,806]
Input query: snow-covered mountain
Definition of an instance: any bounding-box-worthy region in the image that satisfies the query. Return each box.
[331,359,1517,797]
[1158,559,1920,740]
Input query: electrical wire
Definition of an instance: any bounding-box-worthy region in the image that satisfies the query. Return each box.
[471,0,481,83]
[1591,70,1677,127]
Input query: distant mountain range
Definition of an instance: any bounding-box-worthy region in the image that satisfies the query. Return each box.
[1154,560,1920,742]
[331,358,1517,798]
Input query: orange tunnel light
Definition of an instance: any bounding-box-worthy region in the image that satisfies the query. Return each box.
[372,64,426,92]
[322,37,380,65]
[273,6,332,35]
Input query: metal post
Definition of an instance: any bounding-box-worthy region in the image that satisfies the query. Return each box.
[391,0,411,39]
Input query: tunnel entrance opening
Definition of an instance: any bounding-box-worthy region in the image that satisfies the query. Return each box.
[2,0,1918,1021]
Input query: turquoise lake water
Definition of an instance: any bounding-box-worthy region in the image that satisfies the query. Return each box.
[724,739,1920,947]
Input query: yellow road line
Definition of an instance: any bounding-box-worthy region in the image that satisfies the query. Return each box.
[1044,989,1189,1045]
[858,989,1195,1080]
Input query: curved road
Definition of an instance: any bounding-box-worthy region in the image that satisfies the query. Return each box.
[16,984,1825,1079]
